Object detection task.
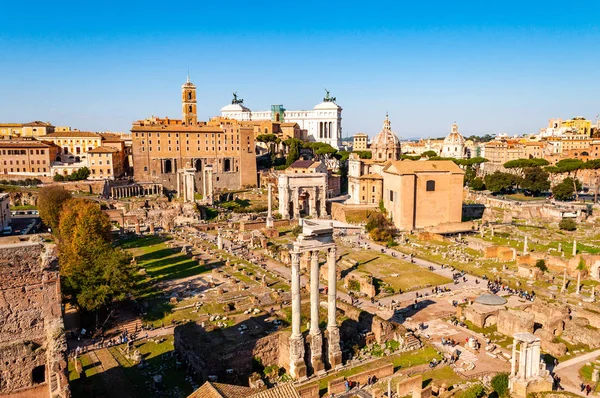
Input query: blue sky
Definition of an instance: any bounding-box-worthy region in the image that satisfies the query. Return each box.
[1,0,599,139]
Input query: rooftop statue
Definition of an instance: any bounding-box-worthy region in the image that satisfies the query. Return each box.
[323,88,336,103]
[232,92,244,105]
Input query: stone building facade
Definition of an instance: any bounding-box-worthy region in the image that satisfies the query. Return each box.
[278,161,328,219]
[0,140,60,178]
[347,154,386,205]
[132,79,257,191]
[382,160,464,231]
[0,236,69,397]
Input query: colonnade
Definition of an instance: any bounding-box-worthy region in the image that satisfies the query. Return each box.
[289,223,341,379]
[509,333,546,396]
[110,183,162,199]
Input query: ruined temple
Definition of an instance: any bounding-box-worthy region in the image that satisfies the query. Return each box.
[0,235,70,397]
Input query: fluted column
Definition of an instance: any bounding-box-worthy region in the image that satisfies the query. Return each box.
[518,342,527,379]
[511,339,517,377]
[293,188,300,219]
[266,183,274,228]
[327,246,342,368]
[289,251,306,379]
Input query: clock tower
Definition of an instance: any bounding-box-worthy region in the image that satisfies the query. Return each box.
[182,76,197,125]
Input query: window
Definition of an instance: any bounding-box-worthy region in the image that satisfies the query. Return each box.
[426,180,436,191]
[389,190,394,201]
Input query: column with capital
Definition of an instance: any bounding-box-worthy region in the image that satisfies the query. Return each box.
[289,251,306,379]
[326,246,342,368]
[309,188,318,218]
[278,178,289,219]
[309,250,324,373]
[531,340,541,377]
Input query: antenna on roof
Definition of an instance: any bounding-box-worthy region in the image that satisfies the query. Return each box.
[187,67,190,83]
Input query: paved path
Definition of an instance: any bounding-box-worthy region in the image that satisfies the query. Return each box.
[554,349,600,396]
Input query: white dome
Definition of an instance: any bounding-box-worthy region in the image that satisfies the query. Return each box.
[444,123,465,145]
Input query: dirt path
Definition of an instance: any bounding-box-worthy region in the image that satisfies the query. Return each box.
[93,348,141,398]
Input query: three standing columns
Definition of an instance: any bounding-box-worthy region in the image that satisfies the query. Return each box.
[289,246,341,380]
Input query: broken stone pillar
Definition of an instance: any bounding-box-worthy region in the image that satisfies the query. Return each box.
[149,223,155,234]
[573,239,577,256]
[217,230,223,250]
[309,250,324,373]
[576,271,581,295]
[135,223,141,235]
[480,227,485,238]
[523,236,528,255]
[326,246,342,369]
[592,368,599,383]
[491,226,495,237]
[561,269,567,293]
[289,251,306,379]
[266,183,274,228]
[558,242,562,253]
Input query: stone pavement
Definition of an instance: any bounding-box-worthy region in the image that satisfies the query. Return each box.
[554,349,600,396]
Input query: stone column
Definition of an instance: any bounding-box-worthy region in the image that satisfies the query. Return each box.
[292,188,300,220]
[266,184,274,228]
[525,343,533,379]
[206,166,214,205]
[576,270,581,295]
[531,341,541,377]
[518,341,527,379]
[573,239,577,256]
[326,246,342,368]
[278,184,289,219]
[561,269,567,293]
[511,339,517,377]
[177,171,182,198]
[217,230,223,250]
[309,250,324,373]
[523,236,528,255]
[309,188,318,218]
[320,185,327,217]
[289,251,306,379]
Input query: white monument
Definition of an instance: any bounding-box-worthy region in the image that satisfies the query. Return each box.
[278,174,327,220]
[220,91,343,149]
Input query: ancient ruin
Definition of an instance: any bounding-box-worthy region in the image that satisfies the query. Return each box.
[277,173,327,220]
[0,235,70,398]
[509,333,553,397]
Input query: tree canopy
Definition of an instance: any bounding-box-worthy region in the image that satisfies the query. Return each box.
[552,178,577,201]
[58,199,136,312]
[484,171,519,193]
[352,150,372,159]
[521,166,550,195]
[38,185,73,232]
[504,158,549,170]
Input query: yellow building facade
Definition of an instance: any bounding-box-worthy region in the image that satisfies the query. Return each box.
[562,117,591,136]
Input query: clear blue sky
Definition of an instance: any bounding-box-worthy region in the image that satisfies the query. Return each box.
[1,0,599,139]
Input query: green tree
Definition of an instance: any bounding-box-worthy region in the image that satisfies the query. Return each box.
[550,159,584,200]
[521,166,550,196]
[365,212,396,242]
[535,259,548,272]
[552,179,576,201]
[558,218,577,231]
[67,167,90,181]
[469,177,486,191]
[37,185,72,232]
[484,171,518,193]
[490,373,509,397]
[53,174,65,182]
[284,138,302,166]
[58,199,136,316]
[352,151,372,159]
[421,150,438,158]
[583,159,600,203]
[460,383,485,398]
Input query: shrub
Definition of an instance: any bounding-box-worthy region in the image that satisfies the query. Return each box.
[53,174,65,182]
[348,279,360,292]
[491,372,509,397]
[460,383,485,398]
[559,218,576,231]
[535,259,547,272]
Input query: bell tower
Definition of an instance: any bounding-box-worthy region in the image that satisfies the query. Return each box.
[182,76,197,125]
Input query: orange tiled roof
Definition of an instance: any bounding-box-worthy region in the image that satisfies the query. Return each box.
[43,131,100,138]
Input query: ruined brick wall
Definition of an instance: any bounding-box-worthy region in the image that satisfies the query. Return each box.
[0,237,69,397]
[497,309,534,337]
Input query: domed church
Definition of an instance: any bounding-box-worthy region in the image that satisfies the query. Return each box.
[441,122,466,159]
[370,114,401,161]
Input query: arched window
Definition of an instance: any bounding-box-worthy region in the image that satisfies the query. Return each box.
[426,180,436,192]
[188,105,192,113]
[188,92,192,100]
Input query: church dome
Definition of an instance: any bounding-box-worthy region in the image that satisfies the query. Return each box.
[444,122,465,145]
[372,114,400,147]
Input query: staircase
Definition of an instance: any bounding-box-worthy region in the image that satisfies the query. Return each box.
[404,334,422,351]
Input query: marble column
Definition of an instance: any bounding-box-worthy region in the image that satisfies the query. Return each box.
[326,246,342,368]
[531,342,541,377]
[266,184,274,228]
[573,239,577,256]
[525,343,533,379]
[320,185,327,217]
[511,339,517,377]
[561,269,567,293]
[518,342,527,379]
[576,271,581,295]
[292,189,300,220]
[309,188,318,218]
[309,250,324,372]
[289,251,306,379]
[523,236,528,255]
[217,230,223,250]
[278,184,289,220]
